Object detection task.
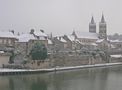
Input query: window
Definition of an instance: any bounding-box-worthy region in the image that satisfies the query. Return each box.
[8,39,11,44]
[4,39,6,44]
[6,39,8,44]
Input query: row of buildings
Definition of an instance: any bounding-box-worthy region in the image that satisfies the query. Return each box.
[0,14,122,67]
[53,14,115,51]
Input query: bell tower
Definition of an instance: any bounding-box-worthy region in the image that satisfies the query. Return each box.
[89,16,96,33]
[99,14,107,39]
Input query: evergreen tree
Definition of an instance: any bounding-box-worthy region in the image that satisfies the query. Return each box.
[30,42,47,61]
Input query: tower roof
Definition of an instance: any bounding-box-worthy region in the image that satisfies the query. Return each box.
[72,30,76,36]
[101,14,106,23]
[90,16,95,24]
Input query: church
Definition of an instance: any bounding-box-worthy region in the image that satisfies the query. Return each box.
[54,14,108,51]
[70,14,107,49]
[72,14,107,44]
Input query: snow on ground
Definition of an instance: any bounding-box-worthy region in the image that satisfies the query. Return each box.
[110,55,122,58]
[0,63,122,73]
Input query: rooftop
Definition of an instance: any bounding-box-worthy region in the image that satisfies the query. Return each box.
[0,31,17,39]
[48,39,53,44]
[57,37,67,43]
[74,31,99,39]
[110,40,122,43]
[17,33,47,42]
[96,39,104,43]
[33,31,47,37]
[67,35,75,41]
[17,33,36,42]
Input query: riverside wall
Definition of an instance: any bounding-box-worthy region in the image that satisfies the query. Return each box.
[25,54,106,69]
[110,57,122,63]
[51,55,105,67]
[0,54,10,68]
[25,60,51,69]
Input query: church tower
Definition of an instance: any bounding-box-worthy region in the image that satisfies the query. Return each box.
[89,16,96,33]
[99,14,107,39]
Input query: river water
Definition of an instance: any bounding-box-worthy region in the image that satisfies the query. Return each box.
[0,66,122,90]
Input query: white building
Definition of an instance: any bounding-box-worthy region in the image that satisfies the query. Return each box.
[0,30,17,67]
[0,31,17,49]
[15,29,52,56]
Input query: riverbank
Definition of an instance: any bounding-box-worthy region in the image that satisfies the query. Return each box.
[0,62,122,75]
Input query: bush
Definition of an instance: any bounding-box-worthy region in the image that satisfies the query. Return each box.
[9,51,15,64]
[30,42,47,61]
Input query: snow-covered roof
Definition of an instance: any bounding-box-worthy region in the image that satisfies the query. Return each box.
[74,39,85,45]
[0,31,16,39]
[48,39,53,44]
[110,55,122,58]
[91,43,98,46]
[17,32,48,42]
[34,31,47,37]
[96,39,104,43]
[75,31,99,39]
[57,37,67,43]
[110,40,122,43]
[0,51,4,54]
[67,35,85,45]
[60,37,67,43]
[17,33,36,42]
[67,35,75,41]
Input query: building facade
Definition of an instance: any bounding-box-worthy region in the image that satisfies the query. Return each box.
[0,31,17,51]
[15,29,50,61]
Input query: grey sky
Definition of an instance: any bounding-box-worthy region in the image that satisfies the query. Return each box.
[0,0,121,35]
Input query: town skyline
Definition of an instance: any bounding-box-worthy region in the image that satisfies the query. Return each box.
[0,0,122,35]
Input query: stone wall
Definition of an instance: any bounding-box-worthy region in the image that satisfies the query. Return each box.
[24,55,106,69]
[0,54,10,68]
[110,57,122,63]
[52,55,89,67]
[51,55,105,67]
[25,59,51,69]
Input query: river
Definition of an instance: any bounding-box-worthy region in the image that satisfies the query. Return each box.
[0,65,122,90]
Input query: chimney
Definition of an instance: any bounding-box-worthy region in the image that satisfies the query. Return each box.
[40,29,44,33]
[30,29,34,34]
[59,37,61,40]
[10,30,14,34]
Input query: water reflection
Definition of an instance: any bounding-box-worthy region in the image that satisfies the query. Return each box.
[0,66,122,90]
